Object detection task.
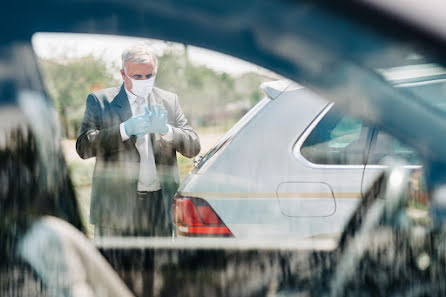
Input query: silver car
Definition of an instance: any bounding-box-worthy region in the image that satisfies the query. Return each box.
[173,75,427,239]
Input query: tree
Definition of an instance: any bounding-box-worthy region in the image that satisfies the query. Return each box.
[38,48,274,138]
[39,55,119,138]
[156,50,272,128]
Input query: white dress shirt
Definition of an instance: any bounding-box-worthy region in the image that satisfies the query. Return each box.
[119,88,173,191]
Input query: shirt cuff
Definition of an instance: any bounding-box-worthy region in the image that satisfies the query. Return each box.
[160,125,174,142]
[120,123,130,141]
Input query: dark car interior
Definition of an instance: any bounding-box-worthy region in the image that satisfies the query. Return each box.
[3,0,446,296]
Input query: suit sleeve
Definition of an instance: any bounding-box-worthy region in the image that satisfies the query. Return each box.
[76,94,126,159]
[162,95,201,158]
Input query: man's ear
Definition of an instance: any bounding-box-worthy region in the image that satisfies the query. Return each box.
[120,68,126,79]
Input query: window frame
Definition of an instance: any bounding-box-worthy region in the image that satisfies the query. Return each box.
[293,103,374,169]
[366,128,423,167]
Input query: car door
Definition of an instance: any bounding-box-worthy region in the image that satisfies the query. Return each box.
[286,103,374,237]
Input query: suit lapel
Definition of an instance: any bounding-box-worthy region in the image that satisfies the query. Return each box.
[112,84,133,122]
[150,88,167,110]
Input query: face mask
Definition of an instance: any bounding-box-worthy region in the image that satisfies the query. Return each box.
[126,72,155,98]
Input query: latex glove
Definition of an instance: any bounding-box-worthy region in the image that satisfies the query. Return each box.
[148,104,169,134]
[123,109,152,137]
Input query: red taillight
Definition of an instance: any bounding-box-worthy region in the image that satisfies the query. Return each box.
[197,206,221,225]
[177,199,203,225]
[173,195,233,237]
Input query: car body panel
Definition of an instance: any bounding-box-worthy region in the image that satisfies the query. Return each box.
[277,182,336,217]
[177,82,369,238]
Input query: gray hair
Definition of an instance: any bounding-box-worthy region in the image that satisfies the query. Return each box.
[121,44,158,72]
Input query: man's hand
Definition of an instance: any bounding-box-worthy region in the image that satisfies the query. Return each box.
[124,104,168,137]
[149,104,169,134]
[123,110,152,137]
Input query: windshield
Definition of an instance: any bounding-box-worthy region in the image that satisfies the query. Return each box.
[4,1,446,297]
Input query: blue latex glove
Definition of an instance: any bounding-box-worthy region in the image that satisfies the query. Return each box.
[124,109,152,137]
[148,104,169,134]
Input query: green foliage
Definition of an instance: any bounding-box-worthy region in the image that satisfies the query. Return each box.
[39,55,119,138]
[155,49,272,128]
[38,47,273,139]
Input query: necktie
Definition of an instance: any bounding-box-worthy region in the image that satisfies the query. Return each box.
[134,97,160,191]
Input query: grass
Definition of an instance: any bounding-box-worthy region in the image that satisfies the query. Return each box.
[67,161,95,238]
[68,161,94,187]
[177,153,195,181]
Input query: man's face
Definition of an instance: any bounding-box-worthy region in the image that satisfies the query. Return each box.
[120,61,156,92]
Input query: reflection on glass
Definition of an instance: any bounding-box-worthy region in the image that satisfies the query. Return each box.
[301,107,369,165]
[32,33,279,239]
[378,63,446,114]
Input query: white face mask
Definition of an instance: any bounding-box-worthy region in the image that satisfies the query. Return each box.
[125,72,155,98]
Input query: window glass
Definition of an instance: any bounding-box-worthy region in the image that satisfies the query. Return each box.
[379,64,446,114]
[31,33,281,239]
[300,107,370,165]
[406,168,430,227]
[368,130,421,165]
[367,131,428,226]
[7,3,446,296]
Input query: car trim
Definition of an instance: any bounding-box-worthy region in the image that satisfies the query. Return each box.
[178,192,361,199]
[365,164,423,169]
[95,237,337,251]
[395,78,446,88]
[377,63,446,83]
[292,102,366,169]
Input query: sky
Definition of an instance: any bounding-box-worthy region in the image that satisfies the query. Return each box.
[32,33,271,76]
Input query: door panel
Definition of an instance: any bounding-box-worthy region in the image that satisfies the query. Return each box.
[277,182,335,217]
[287,104,374,234]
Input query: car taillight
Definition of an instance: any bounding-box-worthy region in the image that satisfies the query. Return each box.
[173,195,233,237]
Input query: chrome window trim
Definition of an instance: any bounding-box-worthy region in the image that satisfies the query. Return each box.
[395,78,446,88]
[367,127,424,167]
[364,164,423,169]
[292,102,366,169]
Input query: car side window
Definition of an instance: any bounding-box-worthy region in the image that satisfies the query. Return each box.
[368,130,421,165]
[367,130,428,226]
[300,107,370,165]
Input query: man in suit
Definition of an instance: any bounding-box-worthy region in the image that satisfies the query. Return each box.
[76,44,201,237]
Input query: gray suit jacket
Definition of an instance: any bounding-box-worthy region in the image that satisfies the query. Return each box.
[76,84,200,230]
